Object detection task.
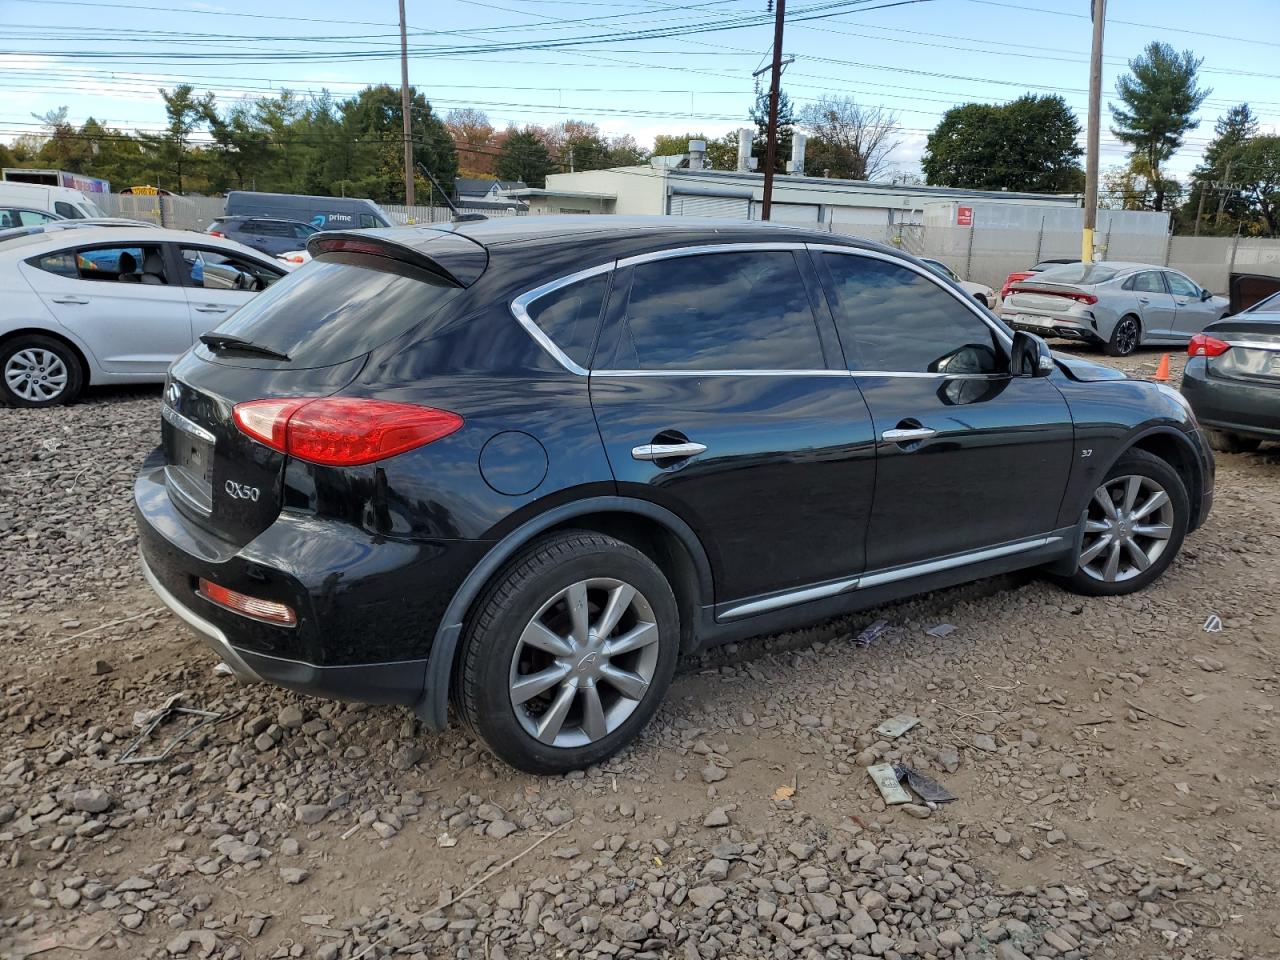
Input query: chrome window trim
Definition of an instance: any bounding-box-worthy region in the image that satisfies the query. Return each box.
[162,403,217,443]
[595,369,847,377]
[719,534,1062,621]
[807,242,1014,350]
[509,259,616,377]
[615,241,810,269]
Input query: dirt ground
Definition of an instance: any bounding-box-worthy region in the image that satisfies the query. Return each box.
[2,346,1278,960]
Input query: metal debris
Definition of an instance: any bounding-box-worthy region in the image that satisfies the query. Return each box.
[118,699,229,765]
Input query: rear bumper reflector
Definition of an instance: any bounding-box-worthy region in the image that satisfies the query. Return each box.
[198,578,297,627]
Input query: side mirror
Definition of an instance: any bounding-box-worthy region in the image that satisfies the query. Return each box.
[1010,330,1054,378]
[1200,288,1213,301]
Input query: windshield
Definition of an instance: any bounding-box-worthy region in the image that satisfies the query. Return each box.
[204,254,461,367]
[1036,263,1120,285]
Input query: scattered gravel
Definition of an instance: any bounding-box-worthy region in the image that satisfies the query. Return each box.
[2,357,1279,959]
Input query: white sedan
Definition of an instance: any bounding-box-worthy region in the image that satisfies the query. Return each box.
[0,226,287,406]
[920,257,998,309]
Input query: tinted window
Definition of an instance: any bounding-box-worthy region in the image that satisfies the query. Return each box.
[823,254,1000,374]
[609,251,825,371]
[293,223,317,239]
[33,251,78,278]
[359,214,379,229]
[1038,263,1119,284]
[252,221,293,237]
[54,201,83,219]
[1129,272,1166,294]
[526,273,607,368]
[181,247,284,292]
[1166,272,1199,297]
[205,254,462,366]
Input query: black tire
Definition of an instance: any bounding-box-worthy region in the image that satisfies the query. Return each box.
[453,531,679,774]
[1207,429,1261,454]
[1057,448,1189,597]
[0,334,84,407]
[1103,315,1141,357]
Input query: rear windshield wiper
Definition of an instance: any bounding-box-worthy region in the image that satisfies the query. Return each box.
[199,333,290,362]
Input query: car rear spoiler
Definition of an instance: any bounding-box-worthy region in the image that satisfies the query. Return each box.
[307,228,489,288]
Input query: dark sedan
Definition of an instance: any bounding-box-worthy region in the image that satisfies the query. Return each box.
[1182,291,1280,452]
[135,216,1214,772]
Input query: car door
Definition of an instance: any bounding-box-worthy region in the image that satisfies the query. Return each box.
[1166,270,1217,339]
[586,245,877,612]
[178,245,286,335]
[1125,270,1177,338]
[815,247,1075,573]
[21,241,192,375]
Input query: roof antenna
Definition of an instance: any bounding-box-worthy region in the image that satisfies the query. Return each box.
[416,162,486,222]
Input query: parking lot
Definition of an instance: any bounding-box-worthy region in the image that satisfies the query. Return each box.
[1,345,1277,960]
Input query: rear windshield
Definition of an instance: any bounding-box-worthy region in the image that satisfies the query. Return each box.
[1036,263,1120,285]
[205,253,462,367]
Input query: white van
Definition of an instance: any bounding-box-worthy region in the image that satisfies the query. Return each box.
[0,182,105,220]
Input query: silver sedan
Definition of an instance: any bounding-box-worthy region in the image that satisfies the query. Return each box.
[1001,262,1229,357]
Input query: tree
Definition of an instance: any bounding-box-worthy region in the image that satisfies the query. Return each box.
[653,133,708,157]
[1179,103,1259,232]
[797,96,899,180]
[1110,41,1211,212]
[136,85,214,193]
[605,134,646,167]
[495,128,553,187]
[32,107,93,172]
[446,108,496,177]
[1101,157,1182,211]
[749,88,795,173]
[1235,135,1280,236]
[922,94,1083,192]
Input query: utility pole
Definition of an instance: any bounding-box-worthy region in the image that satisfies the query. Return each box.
[1082,0,1106,263]
[1194,180,1207,236]
[760,0,786,221]
[1215,159,1235,226]
[398,0,415,207]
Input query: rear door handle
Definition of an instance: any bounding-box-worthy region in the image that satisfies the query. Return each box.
[631,442,707,461]
[194,304,229,313]
[51,295,89,304]
[882,427,937,443]
[1137,297,1150,304]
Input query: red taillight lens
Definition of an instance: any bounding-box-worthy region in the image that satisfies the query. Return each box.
[1009,285,1098,305]
[232,397,463,466]
[1188,334,1231,358]
[209,230,225,238]
[198,578,297,627]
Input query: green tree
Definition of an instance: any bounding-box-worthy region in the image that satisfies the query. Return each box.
[749,89,795,173]
[923,95,1083,192]
[652,133,708,157]
[1110,41,1211,212]
[495,128,552,187]
[136,85,215,193]
[1180,103,1258,233]
[1235,135,1280,236]
[32,107,94,172]
[798,96,899,180]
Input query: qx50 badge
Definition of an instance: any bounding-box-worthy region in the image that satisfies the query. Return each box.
[225,480,260,502]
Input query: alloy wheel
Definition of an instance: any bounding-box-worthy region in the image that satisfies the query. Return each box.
[4,348,68,403]
[509,577,661,748]
[1113,318,1139,356]
[1078,474,1175,583]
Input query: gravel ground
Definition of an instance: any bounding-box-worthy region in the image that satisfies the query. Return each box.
[2,349,1279,960]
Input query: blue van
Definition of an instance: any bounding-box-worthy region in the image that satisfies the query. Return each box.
[224,191,394,230]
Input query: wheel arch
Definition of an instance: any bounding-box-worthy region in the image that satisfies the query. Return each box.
[1108,426,1206,527]
[415,496,714,730]
[0,327,92,385]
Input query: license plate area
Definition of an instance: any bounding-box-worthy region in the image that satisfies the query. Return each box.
[162,405,215,515]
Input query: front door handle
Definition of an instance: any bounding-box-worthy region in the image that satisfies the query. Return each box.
[1176,298,1190,305]
[882,427,937,444]
[631,441,707,461]
[51,295,89,304]
[194,304,229,313]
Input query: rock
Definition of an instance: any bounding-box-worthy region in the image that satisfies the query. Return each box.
[1192,655,1224,672]
[1059,761,1081,778]
[902,803,931,819]
[497,889,522,910]
[279,867,309,885]
[936,746,960,773]
[849,908,877,937]
[605,917,647,942]
[277,704,304,729]
[938,930,965,949]
[703,807,730,827]
[90,659,112,675]
[56,887,81,908]
[296,804,328,825]
[809,891,839,921]
[116,877,155,893]
[993,829,1013,845]
[702,858,730,881]
[486,820,518,839]
[545,806,574,826]
[995,943,1030,960]
[70,788,112,813]
[701,765,726,784]
[688,885,727,909]
[973,734,997,752]
[391,744,425,770]
[167,930,217,956]
[1105,900,1132,921]
[870,933,894,955]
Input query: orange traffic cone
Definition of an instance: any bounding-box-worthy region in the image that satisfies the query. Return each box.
[1153,353,1171,382]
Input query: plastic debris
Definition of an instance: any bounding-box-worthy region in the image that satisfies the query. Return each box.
[894,765,957,804]
[1203,614,1223,633]
[926,623,956,638]
[867,763,912,805]
[876,714,921,739]
[854,619,889,648]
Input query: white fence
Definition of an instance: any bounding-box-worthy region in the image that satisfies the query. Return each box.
[382,203,526,223]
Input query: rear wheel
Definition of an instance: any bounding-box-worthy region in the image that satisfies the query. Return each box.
[1207,429,1261,454]
[1058,449,1189,597]
[1104,315,1141,357]
[0,335,84,407]
[453,531,679,773]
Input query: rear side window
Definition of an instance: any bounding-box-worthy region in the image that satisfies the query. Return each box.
[1127,272,1166,294]
[1038,263,1119,284]
[252,221,292,237]
[607,251,825,371]
[204,254,462,366]
[823,254,999,375]
[523,273,608,368]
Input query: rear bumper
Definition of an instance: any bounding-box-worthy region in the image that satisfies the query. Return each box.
[1181,359,1280,440]
[1004,313,1104,345]
[135,451,487,708]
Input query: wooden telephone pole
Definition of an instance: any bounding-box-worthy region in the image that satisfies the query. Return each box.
[760,0,786,221]
[1082,0,1106,262]
[399,0,415,208]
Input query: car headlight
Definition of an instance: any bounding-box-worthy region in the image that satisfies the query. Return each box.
[1155,382,1196,419]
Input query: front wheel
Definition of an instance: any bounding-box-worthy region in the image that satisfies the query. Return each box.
[453,531,679,773]
[1057,449,1189,597]
[1104,315,1141,357]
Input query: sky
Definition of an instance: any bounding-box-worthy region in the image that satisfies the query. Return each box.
[2,0,1278,182]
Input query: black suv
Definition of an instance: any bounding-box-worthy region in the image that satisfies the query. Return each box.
[207,216,317,257]
[136,218,1214,773]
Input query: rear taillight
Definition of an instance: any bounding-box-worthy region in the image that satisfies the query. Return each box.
[1002,271,1033,297]
[209,230,225,238]
[198,578,296,627]
[1009,285,1098,305]
[232,397,463,467]
[1188,334,1231,358]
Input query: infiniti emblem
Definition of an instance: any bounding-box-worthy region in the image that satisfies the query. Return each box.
[576,653,598,672]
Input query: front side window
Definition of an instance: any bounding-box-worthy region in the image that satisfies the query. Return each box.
[1128,272,1166,294]
[359,214,379,229]
[823,254,1000,375]
[607,251,826,371]
[524,273,608,368]
[292,223,318,240]
[181,247,283,292]
[54,201,84,219]
[70,245,168,284]
[1166,272,1199,297]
